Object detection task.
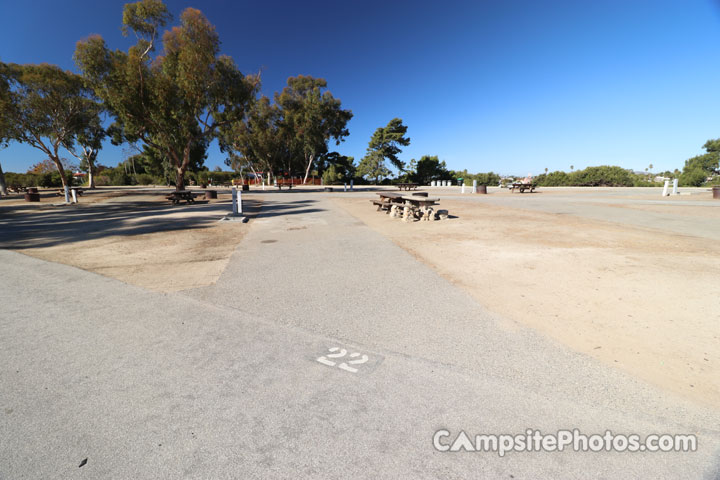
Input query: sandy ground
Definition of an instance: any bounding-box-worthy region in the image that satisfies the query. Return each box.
[335,196,720,409]
[2,189,259,292]
[19,222,247,292]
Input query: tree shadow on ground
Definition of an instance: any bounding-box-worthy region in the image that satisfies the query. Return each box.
[252,199,324,219]
[0,196,323,249]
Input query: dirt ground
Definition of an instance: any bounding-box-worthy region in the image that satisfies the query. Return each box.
[5,189,258,292]
[19,222,247,292]
[335,196,720,409]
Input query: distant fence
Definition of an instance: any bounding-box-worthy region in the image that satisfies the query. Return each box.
[230,177,322,186]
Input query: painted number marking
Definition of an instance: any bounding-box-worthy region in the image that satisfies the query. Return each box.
[316,347,370,374]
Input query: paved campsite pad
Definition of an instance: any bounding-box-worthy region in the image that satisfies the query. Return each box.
[2,187,720,478]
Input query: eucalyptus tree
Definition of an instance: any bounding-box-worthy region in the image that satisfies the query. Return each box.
[220,96,290,184]
[74,0,257,190]
[274,75,352,183]
[0,63,89,189]
[0,64,10,195]
[68,100,105,189]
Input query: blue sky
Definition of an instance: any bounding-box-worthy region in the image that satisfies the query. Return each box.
[2,0,720,175]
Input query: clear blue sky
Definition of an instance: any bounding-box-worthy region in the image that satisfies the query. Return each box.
[2,0,720,175]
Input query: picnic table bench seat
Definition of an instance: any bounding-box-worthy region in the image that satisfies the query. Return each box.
[55,187,84,196]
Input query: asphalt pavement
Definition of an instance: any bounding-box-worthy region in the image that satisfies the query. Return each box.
[1,190,719,479]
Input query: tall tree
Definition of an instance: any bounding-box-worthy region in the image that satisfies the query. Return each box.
[357,118,410,183]
[68,99,105,189]
[1,63,89,189]
[414,155,451,185]
[74,0,257,190]
[0,64,10,195]
[220,96,289,185]
[275,75,352,183]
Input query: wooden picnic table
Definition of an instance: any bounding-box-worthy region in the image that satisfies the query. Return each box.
[371,192,443,221]
[510,182,537,193]
[372,192,405,210]
[400,195,439,207]
[166,190,197,205]
[396,183,419,191]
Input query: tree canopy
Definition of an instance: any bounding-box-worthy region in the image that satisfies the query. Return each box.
[678,139,719,186]
[274,75,352,183]
[0,63,91,189]
[219,76,352,184]
[74,0,257,190]
[357,118,410,183]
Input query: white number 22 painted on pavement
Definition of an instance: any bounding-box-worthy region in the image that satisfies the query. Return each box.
[316,347,369,373]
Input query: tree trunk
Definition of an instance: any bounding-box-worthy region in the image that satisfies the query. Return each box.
[176,166,185,191]
[0,162,7,196]
[87,156,96,189]
[53,157,69,189]
[303,153,314,184]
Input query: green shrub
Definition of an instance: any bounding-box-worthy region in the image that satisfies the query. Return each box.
[94,175,111,187]
[679,168,707,187]
[536,171,570,186]
[135,173,156,185]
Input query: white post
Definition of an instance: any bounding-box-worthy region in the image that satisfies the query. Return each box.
[64,186,69,203]
[672,178,678,195]
[237,189,243,215]
[344,183,347,192]
[350,179,354,191]
[461,184,465,194]
[71,188,78,204]
[472,179,477,194]
[662,180,669,197]
[231,187,238,215]
[262,179,265,191]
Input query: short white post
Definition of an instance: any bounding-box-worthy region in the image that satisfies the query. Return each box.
[237,189,243,215]
[262,179,265,191]
[350,179,354,191]
[231,187,238,215]
[461,184,465,194]
[71,188,78,204]
[662,180,669,197]
[64,186,70,203]
[472,179,477,194]
[672,178,678,195]
[344,183,347,192]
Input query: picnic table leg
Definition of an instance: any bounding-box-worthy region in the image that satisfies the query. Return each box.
[403,205,413,222]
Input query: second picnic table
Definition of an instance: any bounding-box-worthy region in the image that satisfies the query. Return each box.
[166,190,198,205]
